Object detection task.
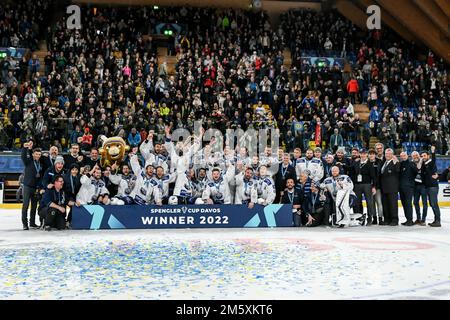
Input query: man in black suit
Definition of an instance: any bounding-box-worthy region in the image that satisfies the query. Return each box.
[399,152,418,226]
[20,140,43,230]
[280,178,303,227]
[63,163,82,227]
[275,153,296,203]
[351,149,376,225]
[379,148,400,226]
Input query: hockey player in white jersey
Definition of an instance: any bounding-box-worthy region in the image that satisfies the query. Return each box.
[296,149,324,183]
[164,126,200,173]
[235,146,251,168]
[234,166,258,207]
[259,147,280,176]
[321,166,364,227]
[173,168,202,204]
[202,166,235,204]
[109,163,137,205]
[139,132,170,173]
[129,154,160,205]
[77,164,110,205]
[150,166,177,204]
[254,165,276,206]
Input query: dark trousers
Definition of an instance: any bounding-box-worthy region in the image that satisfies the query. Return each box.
[293,212,302,227]
[399,187,414,222]
[414,184,428,221]
[39,207,66,230]
[426,186,441,223]
[323,200,334,226]
[381,192,398,224]
[307,208,324,227]
[22,185,38,226]
[354,183,375,218]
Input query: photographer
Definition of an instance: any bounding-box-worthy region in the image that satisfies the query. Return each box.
[39,175,75,231]
[20,140,43,230]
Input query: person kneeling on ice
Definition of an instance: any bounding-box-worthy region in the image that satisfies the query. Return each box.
[39,175,76,231]
[109,162,138,205]
[76,164,111,205]
[322,166,365,227]
[304,182,327,227]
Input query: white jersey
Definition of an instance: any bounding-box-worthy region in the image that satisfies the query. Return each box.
[109,173,137,198]
[259,154,279,177]
[254,175,276,205]
[139,139,169,173]
[322,174,354,199]
[76,175,110,205]
[164,137,200,173]
[234,172,258,204]
[150,173,177,200]
[295,157,324,182]
[202,167,235,204]
[129,154,160,204]
[322,174,358,227]
[173,171,202,198]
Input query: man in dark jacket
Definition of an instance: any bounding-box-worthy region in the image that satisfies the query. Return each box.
[420,146,441,227]
[39,175,75,231]
[63,143,85,171]
[280,178,303,227]
[379,148,400,226]
[63,163,82,226]
[352,149,376,225]
[274,153,296,203]
[84,147,101,169]
[41,145,60,173]
[20,141,43,230]
[42,156,66,189]
[369,148,383,225]
[399,152,418,226]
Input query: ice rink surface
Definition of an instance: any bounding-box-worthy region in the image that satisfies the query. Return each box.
[0,208,449,300]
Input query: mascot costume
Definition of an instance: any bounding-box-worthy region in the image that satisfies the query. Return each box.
[98,135,130,168]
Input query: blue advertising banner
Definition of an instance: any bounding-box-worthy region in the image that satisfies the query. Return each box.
[72,204,294,230]
[0,154,25,173]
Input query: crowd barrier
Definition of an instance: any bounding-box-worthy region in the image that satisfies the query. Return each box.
[72,204,294,230]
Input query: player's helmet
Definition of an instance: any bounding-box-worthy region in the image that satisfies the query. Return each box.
[195,198,205,205]
[168,196,178,205]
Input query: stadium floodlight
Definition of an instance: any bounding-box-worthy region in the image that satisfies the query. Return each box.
[154,6,159,10]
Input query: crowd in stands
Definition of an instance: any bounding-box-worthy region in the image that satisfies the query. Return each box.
[0,0,54,51]
[0,5,449,157]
